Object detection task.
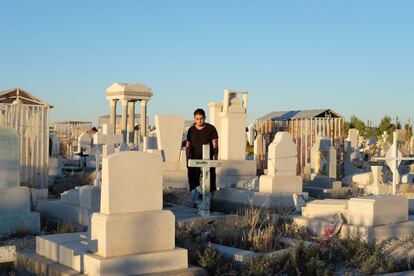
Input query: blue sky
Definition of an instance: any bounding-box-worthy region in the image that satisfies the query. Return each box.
[1,1,413,126]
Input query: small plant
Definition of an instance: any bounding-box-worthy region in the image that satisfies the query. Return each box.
[0,227,30,241]
[198,243,218,274]
[56,220,76,234]
[245,256,272,275]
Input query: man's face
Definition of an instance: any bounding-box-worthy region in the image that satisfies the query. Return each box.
[194,114,205,127]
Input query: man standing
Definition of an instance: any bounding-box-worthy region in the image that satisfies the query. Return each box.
[186,108,219,206]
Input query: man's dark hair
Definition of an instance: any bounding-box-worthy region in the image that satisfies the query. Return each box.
[193,108,206,117]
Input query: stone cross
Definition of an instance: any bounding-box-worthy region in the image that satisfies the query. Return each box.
[93,124,122,186]
[94,124,122,157]
[374,131,414,195]
[188,144,222,216]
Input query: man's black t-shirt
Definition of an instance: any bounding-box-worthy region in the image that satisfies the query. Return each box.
[187,123,219,159]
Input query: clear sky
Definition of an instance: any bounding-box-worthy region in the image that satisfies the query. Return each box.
[1,1,413,126]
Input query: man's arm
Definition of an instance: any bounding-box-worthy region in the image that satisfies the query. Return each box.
[212,139,219,160]
[185,141,191,161]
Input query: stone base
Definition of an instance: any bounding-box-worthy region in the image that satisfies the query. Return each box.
[310,176,336,186]
[0,212,40,236]
[259,175,302,195]
[303,181,351,199]
[30,188,49,208]
[213,187,307,209]
[294,215,414,244]
[84,248,188,276]
[347,196,408,227]
[18,250,199,276]
[216,160,256,188]
[37,199,91,226]
[365,183,392,195]
[36,232,189,275]
[301,199,348,220]
[37,233,89,271]
[0,186,31,211]
[90,210,175,257]
[163,170,188,189]
[61,189,80,205]
[342,172,373,186]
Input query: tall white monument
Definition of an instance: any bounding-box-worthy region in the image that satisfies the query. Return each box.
[208,90,256,188]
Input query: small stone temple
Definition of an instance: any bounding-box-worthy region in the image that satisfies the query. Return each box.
[255,109,345,175]
[105,82,153,147]
[0,88,53,189]
[98,114,146,134]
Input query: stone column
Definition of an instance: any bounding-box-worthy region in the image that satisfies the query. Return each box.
[109,99,117,134]
[140,100,147,139]
[127,101,136,145]
[121,99,129,144]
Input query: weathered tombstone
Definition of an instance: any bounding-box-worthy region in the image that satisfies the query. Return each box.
[347,128,360,149]
[344,129,362,176]
[155,115,185,162]
[254,132,266,171]
[310,137,336,181]
[48,157,62,176]
[209,90,248,160]
[259,132,302,194]
[367,165,389,195]
[208,90,256,188]
[0,127,20,188]
[49,132,60,157]
[0,126,40,236]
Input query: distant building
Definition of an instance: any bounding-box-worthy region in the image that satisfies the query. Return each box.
[0,88,53,189]
[98,114,146,133]
[256,109,345,177]
[53,121,94,156]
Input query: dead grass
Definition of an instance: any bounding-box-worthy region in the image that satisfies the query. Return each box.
[56,220,77,234]
[49,171,95,197]
[177,206,412,275]
[177,205,309,257]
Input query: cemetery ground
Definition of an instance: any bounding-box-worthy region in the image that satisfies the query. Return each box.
[164,189,414,275]
[1,179,414,275]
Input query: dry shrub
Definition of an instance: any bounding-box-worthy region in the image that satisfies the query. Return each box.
[56,220,77,234]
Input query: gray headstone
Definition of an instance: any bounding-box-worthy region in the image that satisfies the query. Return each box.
[0,127,20,188]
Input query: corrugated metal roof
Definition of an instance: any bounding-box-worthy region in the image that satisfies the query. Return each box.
[257,109,343,121]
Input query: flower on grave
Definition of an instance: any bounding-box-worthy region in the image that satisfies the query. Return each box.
[322,224,336,238]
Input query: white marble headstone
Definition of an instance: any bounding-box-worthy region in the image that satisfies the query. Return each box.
[346,129,359,149]
[267,132,297,176]
[155,115,185,162]
[100,151,162,215]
